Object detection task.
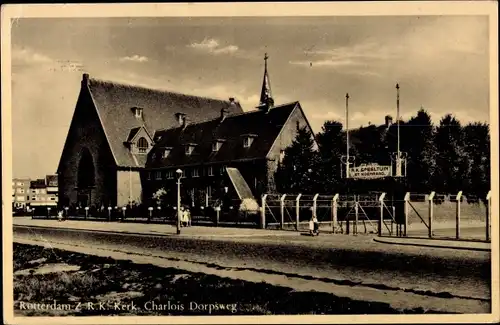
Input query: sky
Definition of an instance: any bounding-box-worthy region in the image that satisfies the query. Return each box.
[10,16,490,178]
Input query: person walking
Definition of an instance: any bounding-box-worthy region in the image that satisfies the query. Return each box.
[312,214,320,236]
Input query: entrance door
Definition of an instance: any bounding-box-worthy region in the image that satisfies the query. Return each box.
[77,193,89,207]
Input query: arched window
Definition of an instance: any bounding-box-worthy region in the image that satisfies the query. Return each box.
[78,148,95,189]
[137,137,149,153]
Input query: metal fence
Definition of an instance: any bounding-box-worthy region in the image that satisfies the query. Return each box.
[32,190,492,242]
[260,190,492,241]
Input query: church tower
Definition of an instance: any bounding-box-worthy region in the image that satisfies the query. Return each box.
[258,53,275,112]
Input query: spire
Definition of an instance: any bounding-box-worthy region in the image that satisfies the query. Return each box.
[258,53,274,111]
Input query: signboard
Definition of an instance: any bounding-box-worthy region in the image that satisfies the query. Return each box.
[349,164,392,179]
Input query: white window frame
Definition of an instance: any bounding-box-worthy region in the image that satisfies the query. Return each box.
[208,166,214,176]
[155,171,162,180]
[137,137,149,154]
[166,170,174,179]
[163,149,171,158]
[192,168,200,178]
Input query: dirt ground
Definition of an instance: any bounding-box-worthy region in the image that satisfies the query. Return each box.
[13,243,446,316]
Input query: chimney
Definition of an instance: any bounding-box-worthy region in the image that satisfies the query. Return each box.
[385,115,393,127]
[82,73,90,86]
[175,113,186,126]
[220,107,230,122]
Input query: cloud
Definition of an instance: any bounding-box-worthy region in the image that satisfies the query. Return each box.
[12,47,53,64]
[311,111,343,120]
[119,55,149,63]
[188,38,239,55]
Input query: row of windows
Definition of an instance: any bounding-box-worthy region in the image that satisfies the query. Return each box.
[154,137,256,160]
[147,166,224,181]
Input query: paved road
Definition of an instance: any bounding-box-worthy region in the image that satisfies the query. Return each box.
[13,218,491,308]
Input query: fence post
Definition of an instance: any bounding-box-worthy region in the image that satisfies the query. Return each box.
[456,191,462,240]
[378,193,386,236]
[296,194,302,231]
[107,206,112,222]
[64,207,69,220]
[404,192,410,237]
[486,191,491,242]
[85,206,89,220]
[261,194,267,229]
[215,206,220,227]
[47,207,51,219]
[332,194,339,234]
[391,206,395,235]
[428,191,435,238]
[280,194,286,230]
[148,207,153,223]
[121,206,126,222]
[312,193,319,218]
[354,198,359,235]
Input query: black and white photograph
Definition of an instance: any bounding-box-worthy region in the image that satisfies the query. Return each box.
[2,2,498,324]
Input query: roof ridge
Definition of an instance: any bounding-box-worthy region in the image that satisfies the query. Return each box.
[88,77,232,104]
[155,101,300,134]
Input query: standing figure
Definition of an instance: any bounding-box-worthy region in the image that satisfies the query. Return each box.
[57,210,64,222]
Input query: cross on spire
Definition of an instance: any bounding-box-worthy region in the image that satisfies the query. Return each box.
[259,52,274,110]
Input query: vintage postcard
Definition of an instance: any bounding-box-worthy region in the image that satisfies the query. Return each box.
[2,2,499,324]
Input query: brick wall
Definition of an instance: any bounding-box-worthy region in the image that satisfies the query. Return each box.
[58,82,117,207]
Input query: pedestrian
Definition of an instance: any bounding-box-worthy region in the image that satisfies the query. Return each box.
[180,206,185,227]
[309,216,315,236]
[57,210,64,222]
[185,208,191,227]
[312,214,319,236]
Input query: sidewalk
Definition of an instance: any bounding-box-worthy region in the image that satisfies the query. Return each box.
[14,217,491,253]
[374,236,491,252]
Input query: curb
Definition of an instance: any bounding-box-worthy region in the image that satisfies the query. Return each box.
[373,238,491,252]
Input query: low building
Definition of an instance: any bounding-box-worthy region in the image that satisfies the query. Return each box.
[12,178,31,209]
[29,176,58,207]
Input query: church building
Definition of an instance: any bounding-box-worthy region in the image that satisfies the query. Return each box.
[57,55,316,208]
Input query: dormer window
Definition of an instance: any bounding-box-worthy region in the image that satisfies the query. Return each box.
[212,142,221,152]
[137,137,149,154]
[162,147,172,158]
[185,144,196,156]
[243,137,253,148]
[212,139,225,152]
[241,134,258,148]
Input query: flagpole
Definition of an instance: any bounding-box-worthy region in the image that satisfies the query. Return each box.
[396,83,401,177]
[346,93,350,178]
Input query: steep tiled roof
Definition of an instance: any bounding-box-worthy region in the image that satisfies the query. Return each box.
[125,127,141,143]
[86,77,243,167]
[147,102,299,168]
